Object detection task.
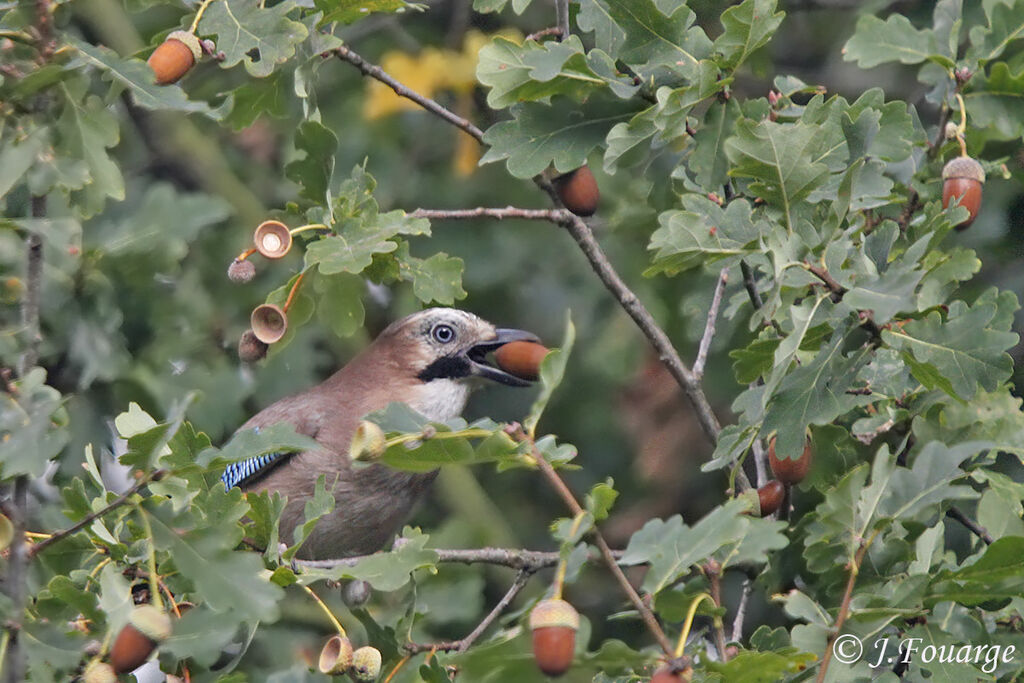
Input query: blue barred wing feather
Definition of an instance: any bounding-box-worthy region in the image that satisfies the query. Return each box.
[222,451,292,490]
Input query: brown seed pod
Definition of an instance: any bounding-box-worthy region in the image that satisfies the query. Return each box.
[651,664,693,682]
[82,660,118,683]
[768,437,813,486]
[757,480,785,517]
[254,220,293,259]
[942,156,985,230]
[148,31,202,85]
[318,635,354,675]
[227,258,256,283]
[529,598,579,677]
[238,329,269,363]
[552,165,599,217]
[250,303,288,344]
[350,645,383,681]
[110,604,172,673]
[494,341,549,382]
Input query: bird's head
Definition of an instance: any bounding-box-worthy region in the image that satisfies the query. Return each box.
[375,308,541,388]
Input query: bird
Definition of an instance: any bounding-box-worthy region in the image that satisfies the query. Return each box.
[221,308,539,560]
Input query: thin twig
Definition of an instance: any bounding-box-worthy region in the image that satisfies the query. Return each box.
[740,260,763,310]
[816,537,872,683]
[411,207,569,221]
[525,26,563,42]
[406,570,533,654]
[297,546,617,571]
[332,45,484,142]
[19,198,44,377]
[751,437,767,488]
[554,0,570,41]
[946,506,993,545]
[519,434,674,656]
[731,578,752,643]
[27,470,168,558]
[3,479,28,683]
[705,562,729,662]
[694,269,729,379]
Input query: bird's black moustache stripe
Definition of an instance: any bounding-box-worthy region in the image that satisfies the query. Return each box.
[417,354,472,382]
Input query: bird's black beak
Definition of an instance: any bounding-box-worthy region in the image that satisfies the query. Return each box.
[465,328,542,387]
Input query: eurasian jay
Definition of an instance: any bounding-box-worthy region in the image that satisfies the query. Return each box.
[222,308,539,560]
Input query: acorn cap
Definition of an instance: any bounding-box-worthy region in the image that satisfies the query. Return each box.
[250,303,288,344]
[254,220,293,259]
[166,31,203,62]
[238,329,269,363]
[227,258,256,283]
[129,604,172,642]
[83,660,118,683]
[942,156,985,183]
[318,635,354,675]
[529,598,580,631]
[350,645,383,681]
[350,421,386,461]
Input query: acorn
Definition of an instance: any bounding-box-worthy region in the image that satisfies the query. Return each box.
[651,663,693,682]
[250,303,288,344]
[529,598,579,677]
[82,660,118,683]
[318,635,354,675]
[552,165,599,217]
[253,220,293,259]
[238,329,268,363]
[147,31,202,85]
[227,258,256,283]
[757,480,785,517]
[109,604,172,673]
[494,341,549,382]
[349,420,386,461]
[349,645,382,681]
[942,156,985,230]
[342,579,372,607]
[768,437,813,486]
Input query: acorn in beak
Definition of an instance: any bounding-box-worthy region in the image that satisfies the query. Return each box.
[466,328,543,387]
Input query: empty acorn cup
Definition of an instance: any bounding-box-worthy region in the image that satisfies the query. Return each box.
[317,634,354,675]
[250,303,288,344]
[253,220,293,259]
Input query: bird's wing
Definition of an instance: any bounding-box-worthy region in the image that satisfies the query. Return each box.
[221,401,325,492]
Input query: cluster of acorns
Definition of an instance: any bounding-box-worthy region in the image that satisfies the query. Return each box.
[744,437,813,518]
[318,635,383,682]
[82,605,172,682]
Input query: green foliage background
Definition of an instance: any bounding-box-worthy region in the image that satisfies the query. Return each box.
[3,0,1024,681]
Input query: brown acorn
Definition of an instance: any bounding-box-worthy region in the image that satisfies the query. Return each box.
[529,598,579,677]
[250,303,288,344]
[148,31,202,85]
[350,645,382,681]
[253,220,293,259]
[227,258,256,283]
[318,635,354,675]
[768,437,813,486]
[552,165,599,217]
[109,604,172,673]
[82,660,118,683]
[651,664,693,682]
[757,480,785,517]
[942,156,985,230]
[238,329,269,363]
[494,341,549,382]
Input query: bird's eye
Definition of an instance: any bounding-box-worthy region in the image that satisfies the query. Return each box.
[432,324,455,344]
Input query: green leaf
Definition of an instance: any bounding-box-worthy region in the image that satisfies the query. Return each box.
[688,98,740,189]
[477,36,617,109]
[286,475,335,557]
[586,479,618,522]
[285,120,337,205]
[928,537,1024,608]
[962,62,1024,140]
[0,369,69,478]
[299,527,438,591]
[713,0,785,70]
[393,242,466,305]
[225,72,290,129]
[0,127,47,201]
[576,0,713,82]
[67,38,217,117]
[967,0,1024,63]
[725,119,830,228]
[314,0,419,26]
[199,422,322,468]
[198,0,308,77]
[646,196,762,275]
[524,314,575,436]
[56,81,124,217]
[704,649,817,682]
[882,300,1018,401]
[480,97,637,178]
[842,13,945,68]
[315,273,365,337]
[305,226,400,275]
